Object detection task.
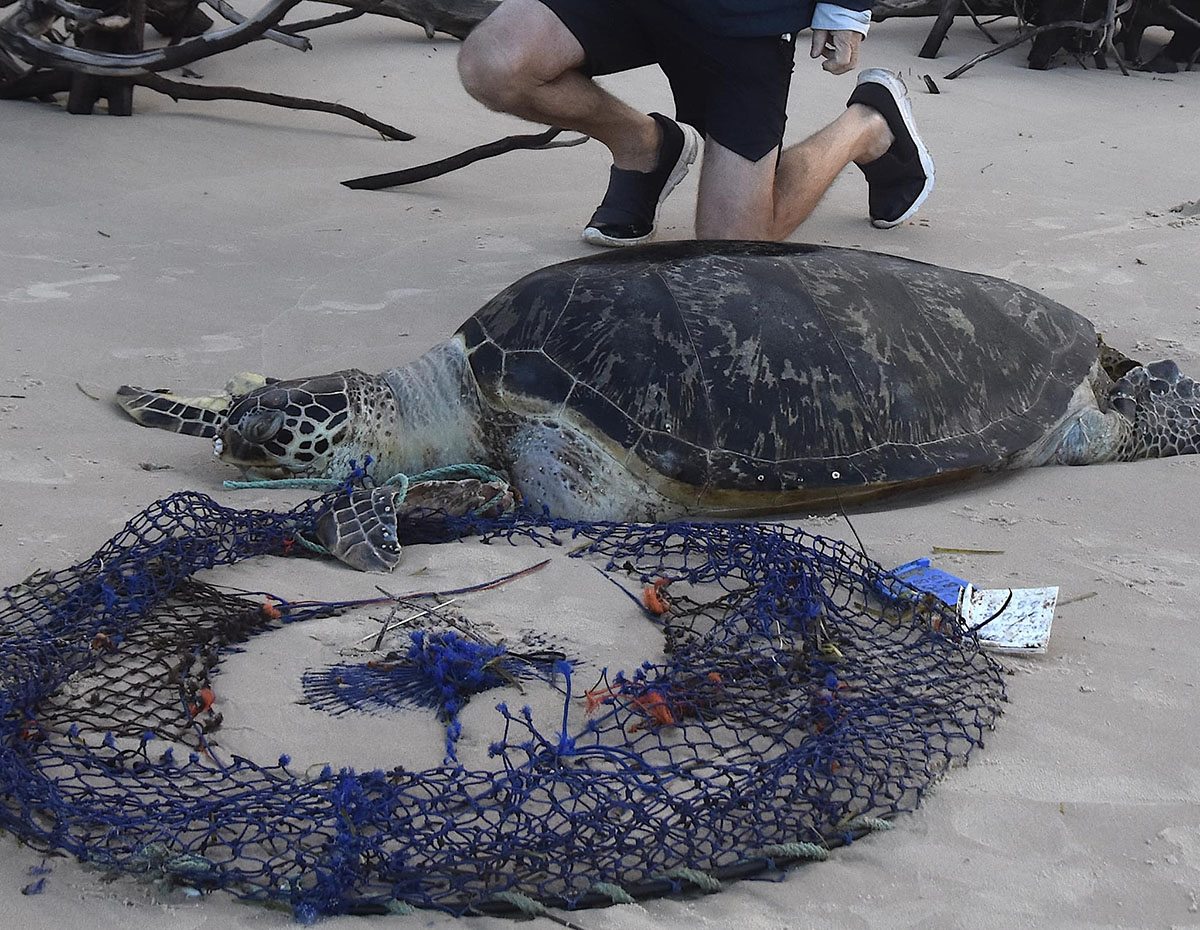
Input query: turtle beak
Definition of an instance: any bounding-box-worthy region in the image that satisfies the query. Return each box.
[219,418,283,467]
[215,402,290,471]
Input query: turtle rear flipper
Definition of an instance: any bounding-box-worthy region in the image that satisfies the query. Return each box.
[1110,360,1200,460]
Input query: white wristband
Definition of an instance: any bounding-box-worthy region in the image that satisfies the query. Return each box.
[811,4,871,36]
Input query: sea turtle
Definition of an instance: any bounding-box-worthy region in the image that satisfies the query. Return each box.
[117,240,1200,571]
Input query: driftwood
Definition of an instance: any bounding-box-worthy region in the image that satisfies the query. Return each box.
[0,0,493,78]
[873,0,1173,73]
[341,127,589,189]
[1163,0,1200,28]
[871,0,1013,57]
[916,0,1013,57]
[0,0,495,128]
[275,6,368,35]
[205,0,311,49]
[0,0,494,126]
[0,51,416,134]
[876,0,1163,75]
[945,0,1134,76]
[871,0,1013,19]
[137,72,413,137]
[64,0,145,113]
[0,0,305,76]
[316,0,496,38]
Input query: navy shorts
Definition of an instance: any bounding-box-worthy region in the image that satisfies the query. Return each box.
[537,0,797,162]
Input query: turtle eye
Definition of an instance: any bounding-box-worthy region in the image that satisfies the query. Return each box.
[239,408,286,444]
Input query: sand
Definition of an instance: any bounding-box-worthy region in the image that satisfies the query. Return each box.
[2,9,1200,929]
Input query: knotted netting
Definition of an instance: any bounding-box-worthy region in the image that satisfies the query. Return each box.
[0,489,1005,921]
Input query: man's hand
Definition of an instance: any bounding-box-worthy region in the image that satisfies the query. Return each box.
[809,29,862,74]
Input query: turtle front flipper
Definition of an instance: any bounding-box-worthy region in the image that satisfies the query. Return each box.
[313,476,517,572]
[115,386,230,438]
[115,373,272,439]
[314,486,405,573]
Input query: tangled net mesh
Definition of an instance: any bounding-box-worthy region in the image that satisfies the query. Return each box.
[0,489,1005,922]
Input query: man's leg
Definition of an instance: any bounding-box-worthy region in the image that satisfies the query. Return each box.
[458,0,701,245]
[457,0,659,172]
[696,70,933,239]
[695,104,891,241]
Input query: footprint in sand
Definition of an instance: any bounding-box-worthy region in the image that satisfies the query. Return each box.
[2,273,121,303]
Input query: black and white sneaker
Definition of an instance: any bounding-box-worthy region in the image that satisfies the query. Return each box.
[582,112,702,247]
[847,69,935,229]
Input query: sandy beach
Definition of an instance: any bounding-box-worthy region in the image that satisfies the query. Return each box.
[2,9,1200,929]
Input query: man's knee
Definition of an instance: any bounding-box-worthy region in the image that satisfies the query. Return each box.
[694,141,780,241]
[458,0,580,113]
[458,31,523,111]
[695,213,777,241]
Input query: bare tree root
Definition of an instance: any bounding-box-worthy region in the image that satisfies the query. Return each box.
[0,0,304,76]
[945,0,1133,77]
[341,127,589,190]
[137,71,414,138]
[311,0,496,38]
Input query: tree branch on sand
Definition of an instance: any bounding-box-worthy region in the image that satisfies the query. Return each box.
[0,0,494,124]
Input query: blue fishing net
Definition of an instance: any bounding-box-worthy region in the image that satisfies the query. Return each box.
[0,489,1005,922]
[301,628,573,762]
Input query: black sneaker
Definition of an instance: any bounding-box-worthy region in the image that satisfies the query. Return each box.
[848,69,935,229]
[582,112,702,247]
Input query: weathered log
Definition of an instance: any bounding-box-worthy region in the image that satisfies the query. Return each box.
[872,0,1013,19]
[874,0,1016,57]
[146,0,213,39]
[944,0,1131,76]
[312,0,496,38]
[1119,0,1200,70]
[1166,0,1200,28]
[204,0,311,49]
[0,44,33,82]
[0,0,492,89]
[0,0,304,76]
[341,126,587,189]
[918,0,963,57]
[276,5,368,34]
[0,66,69,97]
[0,0,422,130]
[136,71,414,138]
[0,0,492,129]
[918,0,1006,55]
[943,19,1086,74]
[66,0,144,113]
[45,0,125,24]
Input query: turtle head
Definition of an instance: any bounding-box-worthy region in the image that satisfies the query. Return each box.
[217,373,356,477]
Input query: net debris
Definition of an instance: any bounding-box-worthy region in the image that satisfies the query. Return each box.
[0,490,1005,920]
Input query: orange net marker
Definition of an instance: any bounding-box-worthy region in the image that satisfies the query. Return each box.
[641,578,672,615]
[189,687,215,717]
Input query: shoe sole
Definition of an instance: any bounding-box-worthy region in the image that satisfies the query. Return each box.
[582,121,703,248]
[856,69,936,229]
